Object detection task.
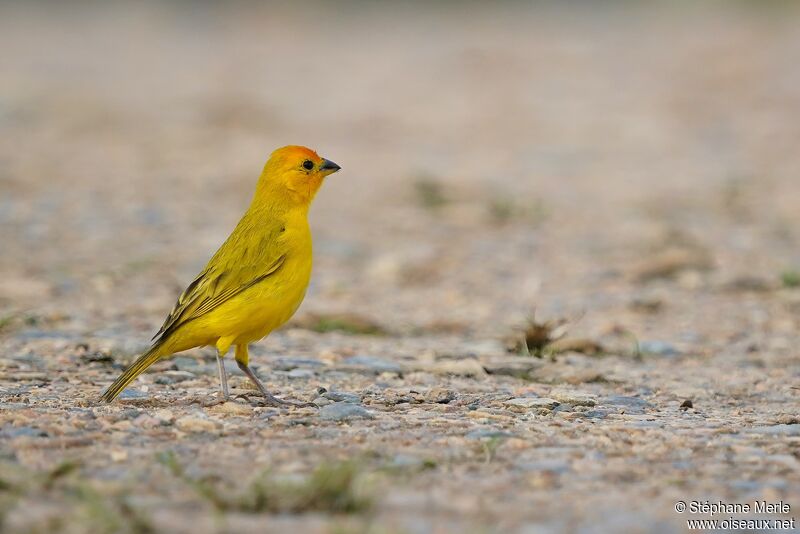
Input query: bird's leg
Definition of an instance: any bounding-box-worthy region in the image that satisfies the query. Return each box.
[216,351,229,401]
[234,344,315,408]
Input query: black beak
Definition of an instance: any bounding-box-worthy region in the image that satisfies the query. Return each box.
[320,159,341,173]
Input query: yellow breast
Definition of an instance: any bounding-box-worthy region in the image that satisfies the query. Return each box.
[169,212,313,352]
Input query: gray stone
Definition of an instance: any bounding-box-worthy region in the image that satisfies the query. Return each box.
[341,355,403,374]
[424,387,456,404]
[625,420,663,429]
[639,340,681,357]
[389,454,428,470]
[581,409,610,419]
[319,402,375,421]
[460,340,506,356]
[504,397,560,410]
[482,358,543,378]
[0,426,48,438]
[322,390,361,403]
[550,390,597,406]
[118,389,149,400]
[17,329,78,341]
[427,359,487,377]
[173,356,203,371]
[287,368,315,379]
[603,396,652,414]
[154,370,196,384]
[272,358,325,371]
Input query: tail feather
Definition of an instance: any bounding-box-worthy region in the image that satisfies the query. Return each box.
[100,344,165,403]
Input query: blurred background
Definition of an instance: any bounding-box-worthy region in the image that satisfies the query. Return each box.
[3,1,800,338]
[2,2,800,532]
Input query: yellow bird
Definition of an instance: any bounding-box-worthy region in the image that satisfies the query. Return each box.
[100,146,341,405]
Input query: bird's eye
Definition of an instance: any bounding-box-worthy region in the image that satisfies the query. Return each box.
[302,160,314,171]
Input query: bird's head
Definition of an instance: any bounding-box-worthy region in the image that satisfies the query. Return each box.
[256,145,341,207]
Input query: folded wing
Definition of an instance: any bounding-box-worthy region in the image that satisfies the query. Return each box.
[152,224,287,345]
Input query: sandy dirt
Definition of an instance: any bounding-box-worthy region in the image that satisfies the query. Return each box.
[1,2,799,533]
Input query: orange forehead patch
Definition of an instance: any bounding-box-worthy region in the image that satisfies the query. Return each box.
[271,145,320,163]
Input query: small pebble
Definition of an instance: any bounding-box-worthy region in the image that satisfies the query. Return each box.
[425,387,456,404]
[175,416,219,433]
[287,368,315,379]
[118,389,149,400]
[550,390,597,407]
[341,355,403,374]
[639,340,681,357]
[208,401,252,416]
[504,397,560,410]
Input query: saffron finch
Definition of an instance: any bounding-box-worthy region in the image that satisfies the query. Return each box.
[100,145,341,405]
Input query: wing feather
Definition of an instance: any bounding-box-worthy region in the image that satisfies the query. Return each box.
[151,217,288,344]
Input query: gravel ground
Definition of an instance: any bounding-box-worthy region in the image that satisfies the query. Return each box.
[1,2,799,533]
